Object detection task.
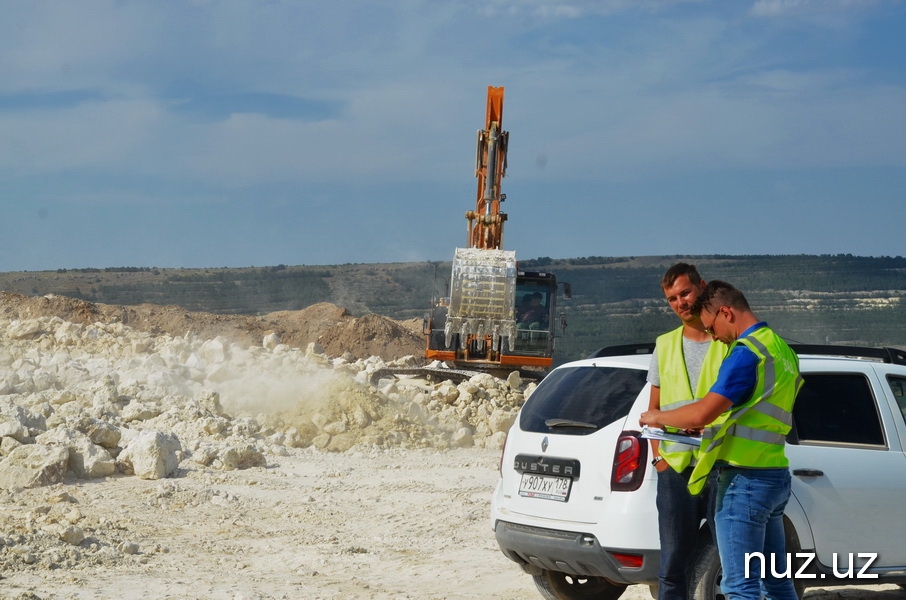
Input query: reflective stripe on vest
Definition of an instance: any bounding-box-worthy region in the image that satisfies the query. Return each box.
[687,327,802,495]
[655,326,728,472]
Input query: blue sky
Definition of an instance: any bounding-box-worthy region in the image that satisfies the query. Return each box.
[2,0,905,271]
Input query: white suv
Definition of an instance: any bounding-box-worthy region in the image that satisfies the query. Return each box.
[490,344,906,599]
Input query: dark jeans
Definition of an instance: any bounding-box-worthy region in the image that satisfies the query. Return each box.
[656,466,710,600]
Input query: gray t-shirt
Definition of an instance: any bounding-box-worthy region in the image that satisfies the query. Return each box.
[647,336,713,394]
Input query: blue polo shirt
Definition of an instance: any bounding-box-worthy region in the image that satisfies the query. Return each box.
[709,322,767,407]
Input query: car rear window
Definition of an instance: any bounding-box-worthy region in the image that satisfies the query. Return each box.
[519,365,648,435]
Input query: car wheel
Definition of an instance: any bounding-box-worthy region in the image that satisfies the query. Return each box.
[689,540,725,600]
[688,539,806,599]
[532,570,627,600]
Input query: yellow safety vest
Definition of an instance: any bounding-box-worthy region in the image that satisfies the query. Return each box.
[655,326,728,472]
[687,327,803,495]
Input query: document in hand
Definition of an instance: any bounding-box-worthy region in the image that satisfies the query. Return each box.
[640,426,703,446]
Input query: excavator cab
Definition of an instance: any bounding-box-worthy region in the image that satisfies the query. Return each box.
[512,274,556,354]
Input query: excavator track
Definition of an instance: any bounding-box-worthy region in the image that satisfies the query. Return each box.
[369,365,546,386]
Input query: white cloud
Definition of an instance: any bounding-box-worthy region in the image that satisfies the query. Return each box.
[479,0,707,19]
[750,0,884,18]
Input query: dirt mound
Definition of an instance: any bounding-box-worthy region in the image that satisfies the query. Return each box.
[0,292,106,324]
[320,312,425,360]
[0,292,425,362]
[256,302,352,349]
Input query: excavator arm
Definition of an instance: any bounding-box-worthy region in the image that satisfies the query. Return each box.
[466,86,509,251]
[445,86,516,356]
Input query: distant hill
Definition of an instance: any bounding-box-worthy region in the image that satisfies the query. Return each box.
[3,254,905,366]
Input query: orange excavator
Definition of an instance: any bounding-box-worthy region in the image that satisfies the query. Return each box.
[424,86,569,375]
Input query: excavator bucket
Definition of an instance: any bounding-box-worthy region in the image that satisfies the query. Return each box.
[445,247,517,349]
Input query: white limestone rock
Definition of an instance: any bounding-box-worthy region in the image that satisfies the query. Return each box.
[122,400,163,423]
[88,374,120,406]
[431,383,459,405]
[60,525,86,546]
[117,430,182,480]
[35,427,116,479]
[0,436,23,456]
[488,410,516,434]
[0,416,30,443]
[199,390,226,417]
[200,338,229,363]
[0,444,69,489]
[218,443,266,470]
[8,319,45,340]
[451,427,474,448]
[262,333,281,350]
[506,370,522,390]
[311,433,331,450]
[73,418,122,449]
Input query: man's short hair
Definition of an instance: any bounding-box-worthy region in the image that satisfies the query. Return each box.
[661,263,703,289]
[691,280,751,315]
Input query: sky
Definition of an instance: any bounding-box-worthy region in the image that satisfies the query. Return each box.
[2,0,906,272]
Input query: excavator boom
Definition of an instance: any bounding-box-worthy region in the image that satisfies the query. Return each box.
[468,86,509,250]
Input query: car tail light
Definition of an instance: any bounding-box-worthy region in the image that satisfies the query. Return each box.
[498,431,509,478]
[610,552,644,569]
[611,431,647,492]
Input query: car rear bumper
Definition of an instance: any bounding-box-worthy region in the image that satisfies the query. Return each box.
[493,519,659,585]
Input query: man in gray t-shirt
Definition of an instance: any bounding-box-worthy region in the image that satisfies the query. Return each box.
[648,337,711,392]
[647,263,727,600]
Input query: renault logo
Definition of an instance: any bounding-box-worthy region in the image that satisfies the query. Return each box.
[541,436,549,453]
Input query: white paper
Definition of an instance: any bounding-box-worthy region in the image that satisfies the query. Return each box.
[641,426,702,446]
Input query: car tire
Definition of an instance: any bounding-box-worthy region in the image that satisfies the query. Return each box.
[532,570,627,600]
[689,540,725,600]
[688,539,806,599]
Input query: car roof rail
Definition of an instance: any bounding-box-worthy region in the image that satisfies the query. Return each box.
[789,344,906,366]
[587,343,906,365]
[588,343,656,358]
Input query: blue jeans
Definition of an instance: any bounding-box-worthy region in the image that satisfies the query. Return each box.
[714,467,798,600]
[656,466,706,600]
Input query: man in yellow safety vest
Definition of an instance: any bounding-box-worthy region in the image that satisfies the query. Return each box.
[640,281,802,600]
[646,263,727,600]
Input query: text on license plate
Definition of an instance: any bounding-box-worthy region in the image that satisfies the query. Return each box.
[518,473,572,502]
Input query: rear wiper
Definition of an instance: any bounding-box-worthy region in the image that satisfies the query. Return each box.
[545,418,597,429]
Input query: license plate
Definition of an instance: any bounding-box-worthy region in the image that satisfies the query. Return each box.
[518,473,572,502]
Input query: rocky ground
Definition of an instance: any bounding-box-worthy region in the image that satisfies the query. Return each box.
[0,292,903,599]
[0,293,529,599]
